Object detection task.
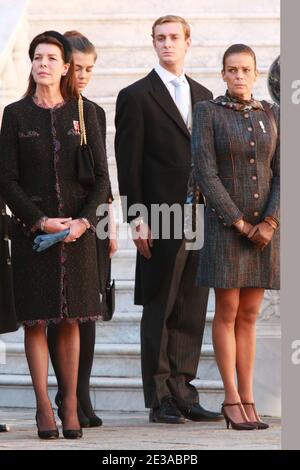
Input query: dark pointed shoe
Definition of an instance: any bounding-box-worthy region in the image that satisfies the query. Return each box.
[77,402,92,428]
[62,428,83,439]
[87,415,103,427]
[178,403,223,422]
[242,402,269,430]
[222,403,257,430]
[0,424,10,432]
[149,397,185,424]
[57,403,83,439]
[35,412,59,440]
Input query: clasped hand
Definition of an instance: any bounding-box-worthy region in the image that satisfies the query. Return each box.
[234,219,275,250]
[247,222,275,250]
[43,217,87,243]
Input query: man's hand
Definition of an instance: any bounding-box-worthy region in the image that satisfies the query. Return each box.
[247,221,275,250]
[131,222,153,259]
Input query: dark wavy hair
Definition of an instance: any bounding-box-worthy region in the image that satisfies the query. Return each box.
[64,30,97,61]
[24,33,79,100]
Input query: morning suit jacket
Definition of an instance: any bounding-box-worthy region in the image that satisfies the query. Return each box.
[115,69,212,305]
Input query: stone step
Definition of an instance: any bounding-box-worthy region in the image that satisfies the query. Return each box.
[96,311,215,346]
[27,13,279,47]
[27,0,279,15]
[0,342,221,381]
[94,43,279,69]
[111,248,135,280]
[0,286,216,342]
[0,374,224,411]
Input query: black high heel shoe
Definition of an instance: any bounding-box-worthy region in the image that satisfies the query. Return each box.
[87,414,103,427]
[242,402,269,430]
[0,424,10,432]
[55,392,90,428]
[57,402,83,439]
[77,401,103,428]
[35,411,59,440]
[222,403,257,430]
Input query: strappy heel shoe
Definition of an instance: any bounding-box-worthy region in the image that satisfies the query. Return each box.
[242,402,269,430]
[221,402,257,430]
[35,411,59,440]
[57,402,82,439]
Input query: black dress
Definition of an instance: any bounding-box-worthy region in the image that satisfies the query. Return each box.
[0,97,109,325]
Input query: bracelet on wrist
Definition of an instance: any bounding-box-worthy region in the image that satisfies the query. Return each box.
[264,217,278,230]
[80,217,90,230]
[40,216,48,232]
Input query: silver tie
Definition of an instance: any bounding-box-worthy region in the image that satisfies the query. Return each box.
[171,77,189,124]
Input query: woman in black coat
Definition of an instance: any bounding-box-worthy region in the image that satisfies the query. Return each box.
[0,200,15,434]
[0,198,17,335]
[192,44,279,430]
[0,31,109,439]
[47,30,117,428]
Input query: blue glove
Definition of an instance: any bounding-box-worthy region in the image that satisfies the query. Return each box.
[33,229,70,252]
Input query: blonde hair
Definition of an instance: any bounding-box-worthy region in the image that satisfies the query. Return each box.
[152,15,191,39]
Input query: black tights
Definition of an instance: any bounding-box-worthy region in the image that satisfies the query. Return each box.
[48,321,96,419]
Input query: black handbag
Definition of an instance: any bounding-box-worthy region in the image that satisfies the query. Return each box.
[101,261,115,321]
[77,95,95,187]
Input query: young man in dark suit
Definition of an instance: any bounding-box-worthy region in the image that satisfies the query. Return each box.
[115,15,222,423]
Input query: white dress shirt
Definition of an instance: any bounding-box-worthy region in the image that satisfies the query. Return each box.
[154,63,192,127]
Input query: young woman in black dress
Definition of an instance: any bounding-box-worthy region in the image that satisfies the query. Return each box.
[47,30,117,428]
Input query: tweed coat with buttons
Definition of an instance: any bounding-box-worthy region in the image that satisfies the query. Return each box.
[0,96,110,324]
[191,98,280,289]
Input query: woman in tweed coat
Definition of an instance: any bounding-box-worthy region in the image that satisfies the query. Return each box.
[0,32,109,439]
[47,30,117,429]
[192,44,279,430]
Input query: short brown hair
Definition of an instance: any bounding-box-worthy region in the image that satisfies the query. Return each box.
[152,15,191,39]
[222,44,257,71]
[24,33,78,100]
[64,30,97,62]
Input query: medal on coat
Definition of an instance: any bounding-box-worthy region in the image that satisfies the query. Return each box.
[259,120,266,133]
[73,120,81,135]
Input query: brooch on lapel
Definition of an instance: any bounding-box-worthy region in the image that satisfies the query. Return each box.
[73,120,80,134]
[259,121,266,133]
[18,130,40,138]
[68,121,81,136]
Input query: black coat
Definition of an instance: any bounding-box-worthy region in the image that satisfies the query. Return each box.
[115,69,212,305]
[0,198,17,333]
[0,97,109,324]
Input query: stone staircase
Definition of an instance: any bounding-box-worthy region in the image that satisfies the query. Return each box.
[0,0,280,414]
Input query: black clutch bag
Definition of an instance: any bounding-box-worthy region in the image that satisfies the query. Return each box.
[77,95,95,187]
[101,261,115,322]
